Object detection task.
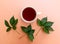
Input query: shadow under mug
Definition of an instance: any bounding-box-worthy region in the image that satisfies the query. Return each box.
[20,7,42,23]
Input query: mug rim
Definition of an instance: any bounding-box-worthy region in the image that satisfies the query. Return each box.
[20,7,37,23]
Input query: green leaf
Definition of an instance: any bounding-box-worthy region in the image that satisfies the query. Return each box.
[44,21,54,27]
[28,30,35,35]
[21,25,35,41]
[48,27,54,31]
[37,19,42,26]
[13,26,16,30]
[41,17,47,25]
[13,19,18,26]
[5,20,10,27]
[6,27,11,32]
[10,16,15,26]
[28,34,34,41]
[37,17,54,34]
[44,28,49,34]
[21,26,28,33]
[21,25,32,33]
[27,24,32,30]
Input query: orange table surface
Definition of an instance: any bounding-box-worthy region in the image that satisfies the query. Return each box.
[0,0,60,44]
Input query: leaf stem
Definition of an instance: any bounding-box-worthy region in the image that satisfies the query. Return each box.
[35,27,43,37]
[19,34,26,39]
[15,30,21,35]
[35,28,41,36]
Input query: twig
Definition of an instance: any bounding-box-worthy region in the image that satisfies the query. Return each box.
[19,34,26,39]
[15,30,21,35]
[35,27,42,37]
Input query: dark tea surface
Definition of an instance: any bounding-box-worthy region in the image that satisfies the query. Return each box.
[22,7,36,21]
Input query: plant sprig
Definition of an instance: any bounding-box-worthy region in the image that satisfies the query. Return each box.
[5,16,18,32]
[21,24,35,41]
[37,17,54,34]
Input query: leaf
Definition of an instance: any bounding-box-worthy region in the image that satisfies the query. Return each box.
[5,20,10,27]
[44,21,54,27]
[48,27,54,31]
[27,24,32,31]
[13,26,16,30]
[21,25,32,33]
[10,16,15,26]
[28,34,34,41]
[5,16,18,32]
[21,26,28,33]
[21,25,35,41]
[44,28,49,34]
[6,27,11,32]
[37,19,42,26]
[37,17,54,34]
[41,17,47,25]
[28,30,35,35]
[13,19,18,26]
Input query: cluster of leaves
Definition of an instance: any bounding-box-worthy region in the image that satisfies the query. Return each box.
[37,17,54,34]
[21,24,35,41]
[5,16,18,32]
[4,16,54,41]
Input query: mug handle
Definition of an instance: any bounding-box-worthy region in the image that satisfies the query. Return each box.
[37,12,42,15]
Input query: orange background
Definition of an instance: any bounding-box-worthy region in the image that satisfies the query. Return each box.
[0,0,60,44]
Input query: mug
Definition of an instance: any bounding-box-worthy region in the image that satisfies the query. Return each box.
[20,7,42,23]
